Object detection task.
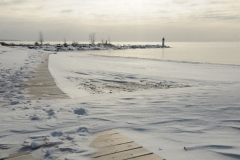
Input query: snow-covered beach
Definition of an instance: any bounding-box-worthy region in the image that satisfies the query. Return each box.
[0,44,240,160]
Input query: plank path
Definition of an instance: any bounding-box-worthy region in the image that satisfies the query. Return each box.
[25,53,69,100]
[90,130,164,160]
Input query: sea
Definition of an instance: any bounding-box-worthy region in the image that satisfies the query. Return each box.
[84,42,240,66]
[2,41,240,65]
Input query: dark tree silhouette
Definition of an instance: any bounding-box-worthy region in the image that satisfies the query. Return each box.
[89,32,96,44]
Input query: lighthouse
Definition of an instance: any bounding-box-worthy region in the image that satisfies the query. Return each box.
[162,37,165,48]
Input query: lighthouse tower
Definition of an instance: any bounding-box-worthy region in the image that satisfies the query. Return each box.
[162,37,165,48]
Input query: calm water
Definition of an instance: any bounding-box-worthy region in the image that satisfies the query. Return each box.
[2,41,240,65]
[85,42,240,66]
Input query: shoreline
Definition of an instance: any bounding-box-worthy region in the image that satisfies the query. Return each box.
[87,52,240,67]
[2,42,240,66]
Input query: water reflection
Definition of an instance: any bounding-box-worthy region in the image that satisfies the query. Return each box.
[162,48,164,60]
[79,42,240,65]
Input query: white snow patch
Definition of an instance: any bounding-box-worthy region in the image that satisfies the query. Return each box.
[0,47,240,160]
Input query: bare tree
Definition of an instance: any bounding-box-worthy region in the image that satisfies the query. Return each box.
[63,38,67,47]
[39,31,44,46]
[89,32,96,44]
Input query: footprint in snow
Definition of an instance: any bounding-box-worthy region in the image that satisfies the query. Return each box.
[43,109,55,116]
[77,127,89,136]
[51,131,63,137]
[74,108,87,115]
[30,114,41,120]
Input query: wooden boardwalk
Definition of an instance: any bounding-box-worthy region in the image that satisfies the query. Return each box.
[24,53,69,100]
[1,152,40,160]
[1,131,164,160]
[90,130,164,160]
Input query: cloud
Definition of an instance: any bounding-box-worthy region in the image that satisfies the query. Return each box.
[0,0,240,41]
[1,0,239,22]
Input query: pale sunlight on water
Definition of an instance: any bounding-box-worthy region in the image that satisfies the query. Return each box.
[85,42,240,65]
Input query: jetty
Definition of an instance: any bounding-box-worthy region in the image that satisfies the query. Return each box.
[0,42,170,52]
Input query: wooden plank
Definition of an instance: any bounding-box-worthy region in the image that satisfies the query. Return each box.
[92,133,124,143]
[5,152,29,159]
[92,147,152,160]
[7,154,41,160]
[91,130,164,160]
[24,53,69,100]
[92,142,142,158]
[94,130,118,137]
[128,153,164,160]
[90,137,133,148]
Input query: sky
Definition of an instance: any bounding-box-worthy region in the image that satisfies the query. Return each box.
[0,0,240,42]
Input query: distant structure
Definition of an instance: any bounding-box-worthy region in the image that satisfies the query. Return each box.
[162,37,165,47]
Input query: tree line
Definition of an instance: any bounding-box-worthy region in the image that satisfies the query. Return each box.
[36,31,111,46]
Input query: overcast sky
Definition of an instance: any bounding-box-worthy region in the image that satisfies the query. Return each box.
[0,0,240,42]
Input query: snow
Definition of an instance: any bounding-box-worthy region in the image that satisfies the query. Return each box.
[0,45,46,103]
[0,47,28,68]
[0,44,240,160]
